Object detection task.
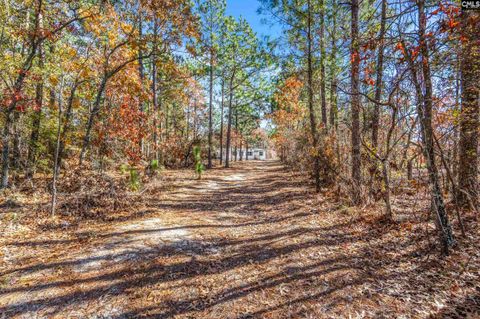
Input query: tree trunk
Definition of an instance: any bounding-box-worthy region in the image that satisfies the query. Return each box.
[351,0,362,203]
[51,85,63,217]
[152,57,158,161]
[208,46,214,168]
[234,109,238,161]
[80,76,107,165]
[329,0,338,130]
[410,0,454,255]
[239,140,243,161]
[12,112,21,170]
[138,16,145,155]
[26,45,45,178]
[457,9,479,207]
[407,159,413,180]
[225,72,235,168]
[319,0,327,128]
[307,0,320,192]
[1,111,13,188]
[382,160,392,218]
[57,80,81,173]
[371,0,387,148]
[219,78,225,165]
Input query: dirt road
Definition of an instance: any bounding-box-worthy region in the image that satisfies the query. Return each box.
[0,160,478,318]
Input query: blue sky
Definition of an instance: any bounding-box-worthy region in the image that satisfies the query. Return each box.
[225,0,282,40]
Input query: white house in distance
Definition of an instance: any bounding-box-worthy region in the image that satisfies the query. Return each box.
[218,148,268,161]
[246,148,267,160]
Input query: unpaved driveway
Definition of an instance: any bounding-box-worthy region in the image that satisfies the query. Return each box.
[0,160,479,318]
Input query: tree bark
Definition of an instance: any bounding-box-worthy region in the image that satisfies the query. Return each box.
[26,44,44,178]
[219,78,225,165]
[371,0,387,148]
[51,84,63,217]
[12,112,21,170]
[57,80,82,173]
[351,0,362,203]
[319,0,327,128]
[225,71,235,168]
[138,16,145,155]
[207,40,214,168]
[457,9,479,207]
[329,0,338,130]
[80,76,107,165]
[234,109,238,161]
[405,1,454,254]
[307,0,320,192]
[418,0,453,254]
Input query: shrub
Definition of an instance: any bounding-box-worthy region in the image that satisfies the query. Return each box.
[128,168,141,191]
[193,146,204,180]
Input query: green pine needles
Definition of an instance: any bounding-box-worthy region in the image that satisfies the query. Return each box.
[193,146,205,180]
[129,168,141,191]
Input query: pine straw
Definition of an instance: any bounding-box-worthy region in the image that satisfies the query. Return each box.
[0,161,479,318]
[56,168,135,220]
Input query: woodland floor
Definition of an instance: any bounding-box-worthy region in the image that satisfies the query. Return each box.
[0,160,479,318]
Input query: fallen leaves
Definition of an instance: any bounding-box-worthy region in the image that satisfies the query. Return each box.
[0,161,479,318]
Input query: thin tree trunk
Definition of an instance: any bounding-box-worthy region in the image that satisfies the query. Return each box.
[1,111,13,188]
[368,0,387,197]
[193,93,198,140]
[152,56,158,161]
[239,139,243,161]
[57,80,82,173]
[151,18,160,162]
[138,16,145,155]
[26,45,45,178]
[225,71,235,168]
[51,83,63,217]
[220,77,225,165]
[405,1,454,254]
[307,0,320,192]
[407,159,413,180]
[207,44,214,168]
[351,0,362,203]
[319,0,327,128]
[329,0,338,130]
[371,0,387,147]
[381,103,397,219]
[234,109,238,161]
[419,0,453,254]
[12,112,21,170]
[80,76,107,165]
[381,160,392,217]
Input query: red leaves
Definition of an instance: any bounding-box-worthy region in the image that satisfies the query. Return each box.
[363,64,375,87]
[436,2,461,34]
[15,103,26,112]
[350,51,359,64]
[395,42,406,55]
[410,46,420,60]
[1,89,26,111]
[98,95,147,165]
